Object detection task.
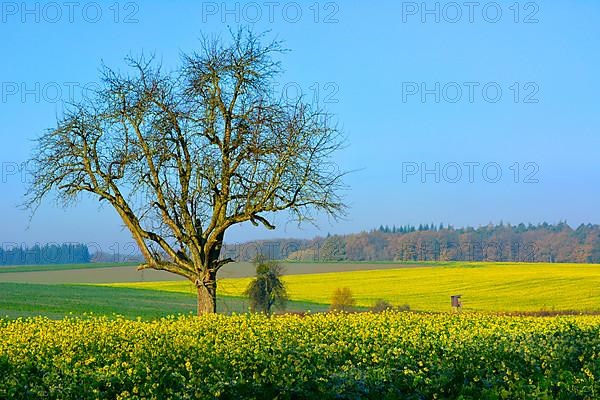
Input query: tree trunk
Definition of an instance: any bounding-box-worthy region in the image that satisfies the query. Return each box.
[196,271,217,315]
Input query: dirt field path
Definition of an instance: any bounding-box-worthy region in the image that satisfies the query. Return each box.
[0,262,428,283]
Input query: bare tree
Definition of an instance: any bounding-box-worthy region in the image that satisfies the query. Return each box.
[25,29,346,314]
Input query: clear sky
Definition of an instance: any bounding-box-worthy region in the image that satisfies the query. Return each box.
[0,1,599,252]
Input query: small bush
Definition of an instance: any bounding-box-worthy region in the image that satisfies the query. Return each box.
[244,256,288,314]
[371,299,393,313]
[330,287,355,312]
[396,304,411,312]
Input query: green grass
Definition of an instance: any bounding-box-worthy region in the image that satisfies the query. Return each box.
[0,282,330,319]
[0,262,137,274]
[102,262,600,312]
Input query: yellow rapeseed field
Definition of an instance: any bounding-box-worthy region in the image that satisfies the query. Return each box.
[1,313,599,398]
[102,262,600,312]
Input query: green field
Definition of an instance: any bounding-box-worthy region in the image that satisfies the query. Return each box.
[0,282,197,319]
[0,282,330,319]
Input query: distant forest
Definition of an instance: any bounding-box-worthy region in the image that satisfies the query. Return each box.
[3,223,600,266]
[0,243,91,265]
[222,223,600,264]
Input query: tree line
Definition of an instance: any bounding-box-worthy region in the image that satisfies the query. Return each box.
[222,222,600,264]
[0,243,91,266]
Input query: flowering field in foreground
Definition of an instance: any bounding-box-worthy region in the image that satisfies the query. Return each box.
[0,313,599,399]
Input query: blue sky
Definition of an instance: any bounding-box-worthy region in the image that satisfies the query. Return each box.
[0,1,599,251]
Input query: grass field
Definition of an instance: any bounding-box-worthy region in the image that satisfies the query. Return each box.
[0,282,330,319]
[101,262,600,312]
[0,282,197,319]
